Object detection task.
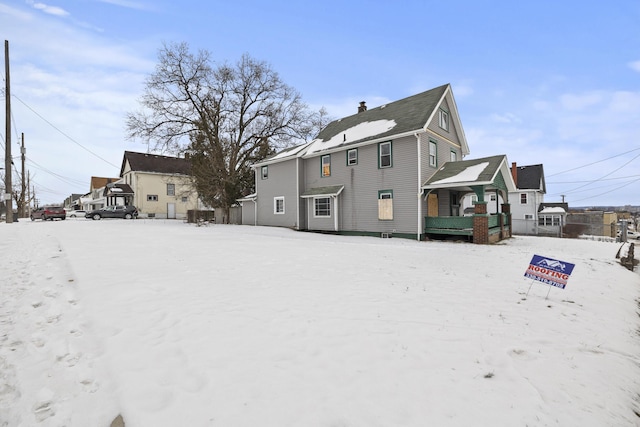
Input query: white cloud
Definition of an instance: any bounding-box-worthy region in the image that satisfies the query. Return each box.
[629,60,640,73]
[559,92,603,111]
[27,0,69,17]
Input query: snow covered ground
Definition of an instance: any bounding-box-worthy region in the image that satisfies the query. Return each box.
[1,219,639,427]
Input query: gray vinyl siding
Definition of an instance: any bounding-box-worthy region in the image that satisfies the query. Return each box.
[304,134,420,235]
[426,96,463,153]
[255,159,299,228]
[241,200,256,225]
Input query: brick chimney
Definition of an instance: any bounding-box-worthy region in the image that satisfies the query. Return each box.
[358,101,367,113]
[511,162,518,186]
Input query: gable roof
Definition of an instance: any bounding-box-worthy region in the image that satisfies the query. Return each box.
[255,84,469,167]
[304,84,468,157]
[120,151,191,176]
[515,164,546,192]
[103,183,134,197]
[422,155,517,193]
[90,176,120,191]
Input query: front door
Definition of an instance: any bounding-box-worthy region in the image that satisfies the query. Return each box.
[167,203,176,219]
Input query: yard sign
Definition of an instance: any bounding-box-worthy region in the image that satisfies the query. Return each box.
[524,254,575,290]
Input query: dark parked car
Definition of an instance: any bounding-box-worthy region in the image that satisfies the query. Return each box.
[31,206,66,221]
[86,205,138,220]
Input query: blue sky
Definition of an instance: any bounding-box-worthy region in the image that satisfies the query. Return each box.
[1,0,639,207]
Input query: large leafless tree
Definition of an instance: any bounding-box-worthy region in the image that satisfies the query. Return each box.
[127,42,329,221]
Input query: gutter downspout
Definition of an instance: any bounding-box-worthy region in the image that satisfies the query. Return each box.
[334,195,339,232]
[296,157,300,229]
[254,167,258,226]
[416,132,422,241]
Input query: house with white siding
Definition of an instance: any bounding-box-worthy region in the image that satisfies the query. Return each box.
[241,84,516,243]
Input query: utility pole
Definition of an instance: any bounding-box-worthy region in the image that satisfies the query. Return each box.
[4,40,12,223]
[21,133,25,217]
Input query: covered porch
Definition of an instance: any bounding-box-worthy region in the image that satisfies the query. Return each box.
[421,155,516,244]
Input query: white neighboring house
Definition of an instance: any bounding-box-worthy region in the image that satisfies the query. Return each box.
[83,176,121,210]
[537,204,568,237]
[509,163,546,235]
[119,151,200,220]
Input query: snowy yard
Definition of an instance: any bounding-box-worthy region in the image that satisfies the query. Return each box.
[1,219,639,426]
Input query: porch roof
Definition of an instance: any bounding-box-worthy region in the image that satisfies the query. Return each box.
[300,185,345,198]
[421,155,516,193]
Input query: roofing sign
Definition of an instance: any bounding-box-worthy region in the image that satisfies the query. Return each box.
[524,255,575,289]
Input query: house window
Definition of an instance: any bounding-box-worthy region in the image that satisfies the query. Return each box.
[379,141,392,168]
[314,197,331,217]
[147,195,158,202]
[181,196,188,203]
[439,109,449,131]
[538,215,561,226]
[429,140,437,167]
[167,183,175,196]
[347,149,358,166]
[261,166,268,180]
[520,193,528,204]
[525,214,534,220]
[490,194,496,202]
[321,155,331,177]
[274,196,285,214]
[378,190,393,220]
[450,150,457,162]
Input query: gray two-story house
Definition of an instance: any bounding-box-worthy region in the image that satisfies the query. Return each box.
[241,84,515,242]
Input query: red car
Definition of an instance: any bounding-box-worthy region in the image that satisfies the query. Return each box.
[30,206,67,221]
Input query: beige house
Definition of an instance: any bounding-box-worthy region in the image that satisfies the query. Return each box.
[120,151,200,219]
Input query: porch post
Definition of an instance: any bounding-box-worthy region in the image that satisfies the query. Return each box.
[473,201,489,244]
[501,203,512,239]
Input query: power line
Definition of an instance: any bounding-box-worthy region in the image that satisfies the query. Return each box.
[547,146,640,177]
[12,93,118,168]
[558,152,640,196]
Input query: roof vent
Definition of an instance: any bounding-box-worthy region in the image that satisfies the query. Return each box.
[358,101,367,113]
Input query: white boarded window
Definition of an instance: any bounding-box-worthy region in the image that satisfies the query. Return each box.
[378,190,393,220]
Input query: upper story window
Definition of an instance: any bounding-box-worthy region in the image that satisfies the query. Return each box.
[520,193,528,204]
[429,140,437,167]
[379,142,392,168]
[347,149,358,166]
[147,195,158,202]
[261,166,268,180]
[321,155,331,177]
[167,183,175,196]
[450,150,457,162]
[439,109,449,131]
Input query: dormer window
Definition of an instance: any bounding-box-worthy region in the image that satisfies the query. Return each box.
[439,109,449,131]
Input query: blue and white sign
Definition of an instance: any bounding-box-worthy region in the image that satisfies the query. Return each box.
[524,254,575,289]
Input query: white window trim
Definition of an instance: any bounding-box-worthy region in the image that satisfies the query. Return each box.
[429,140,437,167]
[439,109,449,131]
[379,141,392,168]
[274,196,285,214]
[313,197,331,218]
[347,149,358,166]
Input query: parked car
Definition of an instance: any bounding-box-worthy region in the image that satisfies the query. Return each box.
[31,206,66,221]
[85,205,138,220]
[66,210,87,218]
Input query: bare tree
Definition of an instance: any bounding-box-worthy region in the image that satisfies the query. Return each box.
[127,42,330,221]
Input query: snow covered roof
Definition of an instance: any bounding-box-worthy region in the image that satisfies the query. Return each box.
[539,207,566,214]
[255,83,470,165]
[422,155,516,193]
[304,84,461,157]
